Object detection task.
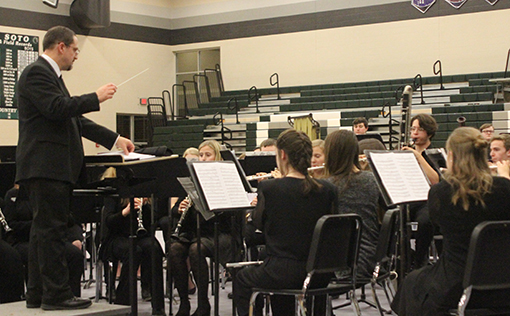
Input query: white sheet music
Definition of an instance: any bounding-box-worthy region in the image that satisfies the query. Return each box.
[193,162,251,211]
[370,151,430,204]
[98,151,156,161]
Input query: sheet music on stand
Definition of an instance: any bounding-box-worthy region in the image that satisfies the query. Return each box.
[187,161,254,213]
[176,177,212,221]
[366,150,430,207]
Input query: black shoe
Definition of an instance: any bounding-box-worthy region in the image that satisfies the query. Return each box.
[41,297,92,310]
[142,287,152,301]
[191,302,211,316]
[176,299,191,316]
[26,300,41,308]
[152,308,167,316]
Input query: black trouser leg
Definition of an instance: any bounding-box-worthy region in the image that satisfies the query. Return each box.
[25,179,75,305]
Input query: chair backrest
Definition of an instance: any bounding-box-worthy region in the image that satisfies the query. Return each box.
[374,209,399,267]
[147,98,168,129]
[306,214,362,287]
[464,220,510,291]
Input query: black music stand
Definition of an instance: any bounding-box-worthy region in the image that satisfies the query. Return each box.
[81,155,189,316]
[187,160,255,316]
[365,150,430,282]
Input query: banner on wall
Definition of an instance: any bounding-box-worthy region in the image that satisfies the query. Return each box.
[0,32,39,120]
[412,0,436,13]
[445,0,468,9]
[485,0,498,5]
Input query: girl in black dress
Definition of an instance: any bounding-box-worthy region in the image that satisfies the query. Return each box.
[391,127,510,315]
[233,129,337,316]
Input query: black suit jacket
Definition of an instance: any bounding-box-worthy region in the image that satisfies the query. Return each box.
[16,56,118,184]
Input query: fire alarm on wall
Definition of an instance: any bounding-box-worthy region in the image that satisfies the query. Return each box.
[140,98,148,106]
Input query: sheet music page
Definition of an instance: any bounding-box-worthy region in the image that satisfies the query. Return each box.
[193,162,251,211]
[370,151,430,204]
[98,151,156,161]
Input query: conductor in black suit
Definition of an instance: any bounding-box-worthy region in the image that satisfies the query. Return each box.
[16,26,134,310]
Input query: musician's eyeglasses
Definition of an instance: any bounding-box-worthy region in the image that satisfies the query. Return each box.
[482,130,494,134]
[410,127,425,132]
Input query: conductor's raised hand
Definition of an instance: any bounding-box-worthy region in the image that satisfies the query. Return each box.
[115,136,135,155]
[96,83,118,103]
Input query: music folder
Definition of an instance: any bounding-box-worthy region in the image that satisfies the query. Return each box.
[366,150,430,207]
[187,160,254,214]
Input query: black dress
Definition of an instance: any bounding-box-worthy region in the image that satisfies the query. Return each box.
[391,177,510,315]
[234,177,337,316]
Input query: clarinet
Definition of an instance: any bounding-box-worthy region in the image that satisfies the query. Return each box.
[171,196,192,239]
[135,198,148,237]
[0,208,12,233]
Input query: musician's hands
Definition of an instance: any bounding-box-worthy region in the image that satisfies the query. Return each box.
[496,160,510,179]
[178,199,190,214]
[122,198,143,217]
[255,172,268,183]
[115,136,135,155]
[96,83,117,103]
[402,146,421,159]
[250,196,258,206]
[271,168,282,179]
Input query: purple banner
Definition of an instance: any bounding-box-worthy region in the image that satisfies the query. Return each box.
[445,0,468,9]
[486,0,498,5]
[412,0,436,13]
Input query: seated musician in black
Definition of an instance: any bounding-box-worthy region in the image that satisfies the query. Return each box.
[3,184,84,298]
[234,129,337,316]
[0,238,24,303]
[101,194,165,316]
[169,139,238,316]
[391,127,510,315]
[324,130,381,279]
[403,113,441,269]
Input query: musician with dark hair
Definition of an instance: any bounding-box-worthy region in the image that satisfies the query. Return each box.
[101,196,165,315]
[404,113,441,269]
[234,129,337,316]
[323,130,380,278]
[352,117,369,135]
[391,127,510,315]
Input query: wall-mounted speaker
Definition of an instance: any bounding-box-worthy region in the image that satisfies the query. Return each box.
[70,0,110,29]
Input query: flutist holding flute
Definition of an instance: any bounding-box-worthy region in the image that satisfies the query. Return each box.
[101,196,165,315]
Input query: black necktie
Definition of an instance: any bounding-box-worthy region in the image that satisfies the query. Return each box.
[58,75,70,97]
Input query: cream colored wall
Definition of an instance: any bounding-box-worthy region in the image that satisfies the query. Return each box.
[1,8,509,148]
[0,25,175,153]
[172,9,509,91]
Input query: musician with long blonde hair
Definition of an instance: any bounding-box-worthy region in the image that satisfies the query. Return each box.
[392,127,510,315]
[169,139,236,316]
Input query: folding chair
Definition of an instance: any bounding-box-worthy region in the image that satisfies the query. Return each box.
[248,214,362,316]
[451,220,510,316]
[370,209,399,315]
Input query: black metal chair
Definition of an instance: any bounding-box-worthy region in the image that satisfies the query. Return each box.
[370,208,399,316]
[248,214,363,316]
[450,220,510,316]
[147,97,168,146]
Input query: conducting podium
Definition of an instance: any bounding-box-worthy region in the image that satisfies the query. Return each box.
[79,153,189,316]
[365,150,431,281]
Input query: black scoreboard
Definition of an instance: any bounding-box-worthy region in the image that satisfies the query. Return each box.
[0,32,39,120]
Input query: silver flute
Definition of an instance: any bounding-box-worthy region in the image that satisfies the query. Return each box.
[0,208,12,232]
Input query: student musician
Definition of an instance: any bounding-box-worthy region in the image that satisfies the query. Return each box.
[323,130,380,278]
[234,129,337,316]
[169,140,236,316]
[403,113,440,269]
[391,127,510,315]
[310,139,325,178]
[102,190,165,315]
[353,117,369,135]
